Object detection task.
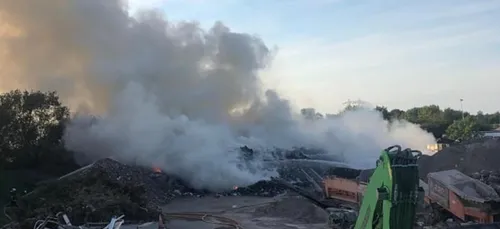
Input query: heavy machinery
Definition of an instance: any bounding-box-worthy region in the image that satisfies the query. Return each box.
[277,145,423,228]
[280,145,500,228]
[352,145,422,229]
[426,169,500,223]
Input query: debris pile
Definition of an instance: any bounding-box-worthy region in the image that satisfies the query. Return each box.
[229,180,288,197]
[3,158,188,228]
[470,170,500,195]
[3,149,321,228]
[240,146,334,161]
[418,138,500,180]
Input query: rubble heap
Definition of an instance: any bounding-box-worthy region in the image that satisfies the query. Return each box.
[418,138,500,180]
[470,170,500,195]
[230,180,288,197]
[4,158,192,228]
[2,146,353,228]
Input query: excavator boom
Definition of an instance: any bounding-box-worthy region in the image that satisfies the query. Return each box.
[273,144,500,229]
[354,145,421,229]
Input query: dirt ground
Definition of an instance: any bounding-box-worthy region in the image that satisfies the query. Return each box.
[152,194,330,229]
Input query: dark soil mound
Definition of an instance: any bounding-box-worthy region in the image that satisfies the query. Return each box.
[418,138,500,180]
[3,158,185,229]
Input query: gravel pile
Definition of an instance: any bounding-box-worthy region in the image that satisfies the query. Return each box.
[418,138,500,180]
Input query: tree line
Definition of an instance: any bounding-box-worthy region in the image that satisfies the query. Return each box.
[374,105,499,140]
[302,104,500,141]
[2,89,500,174]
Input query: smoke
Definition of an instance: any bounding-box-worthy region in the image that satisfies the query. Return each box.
[0,0,435,190]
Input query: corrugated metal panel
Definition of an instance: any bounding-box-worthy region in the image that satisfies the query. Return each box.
[324,177,359,203]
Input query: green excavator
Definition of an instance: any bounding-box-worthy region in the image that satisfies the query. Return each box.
[353,145,421,229]
[273,145,422,228]
[276,145,500,229]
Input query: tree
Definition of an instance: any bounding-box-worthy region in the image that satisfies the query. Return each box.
[445,116,482,141]
[306,102,498,138]
[442,108,463,125]
[300,108,324,120]
[388,109,405,120]
[370,104,500,138]
[0,90,73,171]
[375,106,390,120]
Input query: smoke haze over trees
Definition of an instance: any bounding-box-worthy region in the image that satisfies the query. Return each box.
[1,90,497,183]
[0,0,498,194]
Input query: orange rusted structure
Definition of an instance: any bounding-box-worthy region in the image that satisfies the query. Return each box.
[323,176,364,204]
[322,169,372,206]
[426,169,500,223]
[322,168,500,223]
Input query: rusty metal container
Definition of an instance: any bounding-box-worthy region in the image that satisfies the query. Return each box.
[323,177,360,203]
[428,175,450,209]
[427,169,500,223]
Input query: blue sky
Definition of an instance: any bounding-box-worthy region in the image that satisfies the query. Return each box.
[129,0,500,113]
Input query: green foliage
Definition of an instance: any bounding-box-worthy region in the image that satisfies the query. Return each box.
[300,108,324,120]
[303,101,500,139]
[371,105,499,139]
[445,116,483,141]
[0,90,76,173]
[375,106,391,120]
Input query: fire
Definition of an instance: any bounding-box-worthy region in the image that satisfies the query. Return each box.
[152,167,162,173]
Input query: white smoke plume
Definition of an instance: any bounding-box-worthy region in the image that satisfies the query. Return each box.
[0,0,435,191]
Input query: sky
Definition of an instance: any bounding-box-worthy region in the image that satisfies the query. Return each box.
[131,0,500,113]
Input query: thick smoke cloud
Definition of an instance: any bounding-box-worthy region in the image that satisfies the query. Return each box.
[0,0,435,191]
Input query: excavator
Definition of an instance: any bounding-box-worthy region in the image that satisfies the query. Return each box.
[275,145,500,229]
[352,145,421,229]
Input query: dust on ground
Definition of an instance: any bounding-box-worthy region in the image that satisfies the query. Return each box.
[252,195,327,224]
[161,194,329,229]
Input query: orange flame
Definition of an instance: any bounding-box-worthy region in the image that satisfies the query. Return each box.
[153,167,162,173]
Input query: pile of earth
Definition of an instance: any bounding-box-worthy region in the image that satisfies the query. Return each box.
[418,138,500,180]
[470,170,500,195]
[228,180,288,197]
[2,158,180,229]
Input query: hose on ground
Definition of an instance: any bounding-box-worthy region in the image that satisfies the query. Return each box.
[164,212,243,229]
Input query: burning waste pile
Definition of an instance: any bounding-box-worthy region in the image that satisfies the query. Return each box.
[0,0,440,227]
[3,159,171,228]
[3,147,328,229]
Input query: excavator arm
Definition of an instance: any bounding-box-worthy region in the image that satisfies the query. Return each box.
[354,145,422,229]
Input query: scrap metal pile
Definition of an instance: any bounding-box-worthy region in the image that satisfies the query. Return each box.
[3,158,170,229]
[2,147,332,229]
[470,170,500,195]
[6,139,500,229]
[418,138,500,180]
